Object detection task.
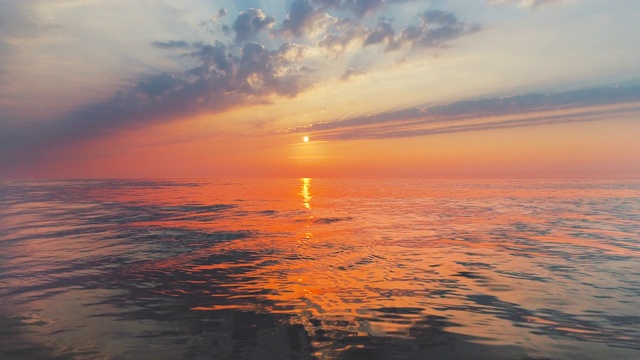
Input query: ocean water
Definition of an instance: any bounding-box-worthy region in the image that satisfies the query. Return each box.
[0,179,639,360]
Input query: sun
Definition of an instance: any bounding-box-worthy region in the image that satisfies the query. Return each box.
[303,136,309,143]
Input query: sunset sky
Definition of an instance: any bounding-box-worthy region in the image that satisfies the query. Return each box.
[1,0,639,178]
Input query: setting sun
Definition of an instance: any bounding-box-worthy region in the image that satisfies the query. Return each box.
[303,136,309,143]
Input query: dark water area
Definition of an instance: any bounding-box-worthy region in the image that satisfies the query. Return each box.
[0,179,639,359]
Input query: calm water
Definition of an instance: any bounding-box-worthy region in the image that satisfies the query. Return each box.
[0,179,639,360]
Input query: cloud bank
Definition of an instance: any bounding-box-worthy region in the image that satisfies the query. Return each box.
[1,0,483,166]
[289,84,640,140]
[3,0,634,175]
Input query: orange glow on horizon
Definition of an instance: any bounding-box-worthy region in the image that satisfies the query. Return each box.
[11,101,638,179]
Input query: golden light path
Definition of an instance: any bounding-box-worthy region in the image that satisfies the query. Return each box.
[299,177,312,209]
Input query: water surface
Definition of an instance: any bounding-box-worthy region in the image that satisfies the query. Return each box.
[1,179,639,359]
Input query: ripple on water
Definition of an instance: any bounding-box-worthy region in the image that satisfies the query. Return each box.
[0,179,639,359]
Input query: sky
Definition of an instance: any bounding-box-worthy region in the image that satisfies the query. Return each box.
[1,0,639,178]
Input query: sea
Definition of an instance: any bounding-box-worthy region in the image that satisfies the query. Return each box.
[0,179,639,360]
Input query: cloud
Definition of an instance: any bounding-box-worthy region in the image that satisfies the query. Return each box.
[198,7,230,34]
[273,42,309,63]
[232,8,276,42]
[289,84,640,140]
[151,40,189,49]
[136,73,188,97]
[291,107,423,132]
[313,7,478,59]
[317,22,368,58]
[341,67,365,81]
[364,21,395,46]
[237,42,312,96]
[0,38,317,166]
[0,3,488,169]
[315,105,640,141]
[389,10,481,50]
[361,10,480,52]
[0,3,487,168]
[280,0,336,38]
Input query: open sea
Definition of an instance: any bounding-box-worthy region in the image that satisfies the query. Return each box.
[0,179,639,360]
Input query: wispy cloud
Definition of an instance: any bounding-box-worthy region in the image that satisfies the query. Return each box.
[317,21,369,58]
[0,38,314,165]
[289,84,640,140]
[1,1,486,168]
[151,40,190,50]
[361,9,481,52]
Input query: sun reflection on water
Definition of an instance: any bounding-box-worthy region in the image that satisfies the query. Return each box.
[1,179,639,359]
[299,177,312,209]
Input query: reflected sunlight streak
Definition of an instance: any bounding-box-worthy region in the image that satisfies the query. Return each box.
[299,178,312,209]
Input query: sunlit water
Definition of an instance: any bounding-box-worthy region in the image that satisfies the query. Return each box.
[1,179,639,360]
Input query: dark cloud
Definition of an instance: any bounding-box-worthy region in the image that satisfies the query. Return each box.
[0,3,523,169]
[421,9,458,25]
[315,8,477,58]
[184,41,234,78]
[390,10,481,50]
[232,8,275,42]
[159,40,311,99]
[361,10,480,52]
[289,84,640,139]
[280,0,336,38]
[136,74,188,97]
[364,21,395,46]
[1,39,316,166]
